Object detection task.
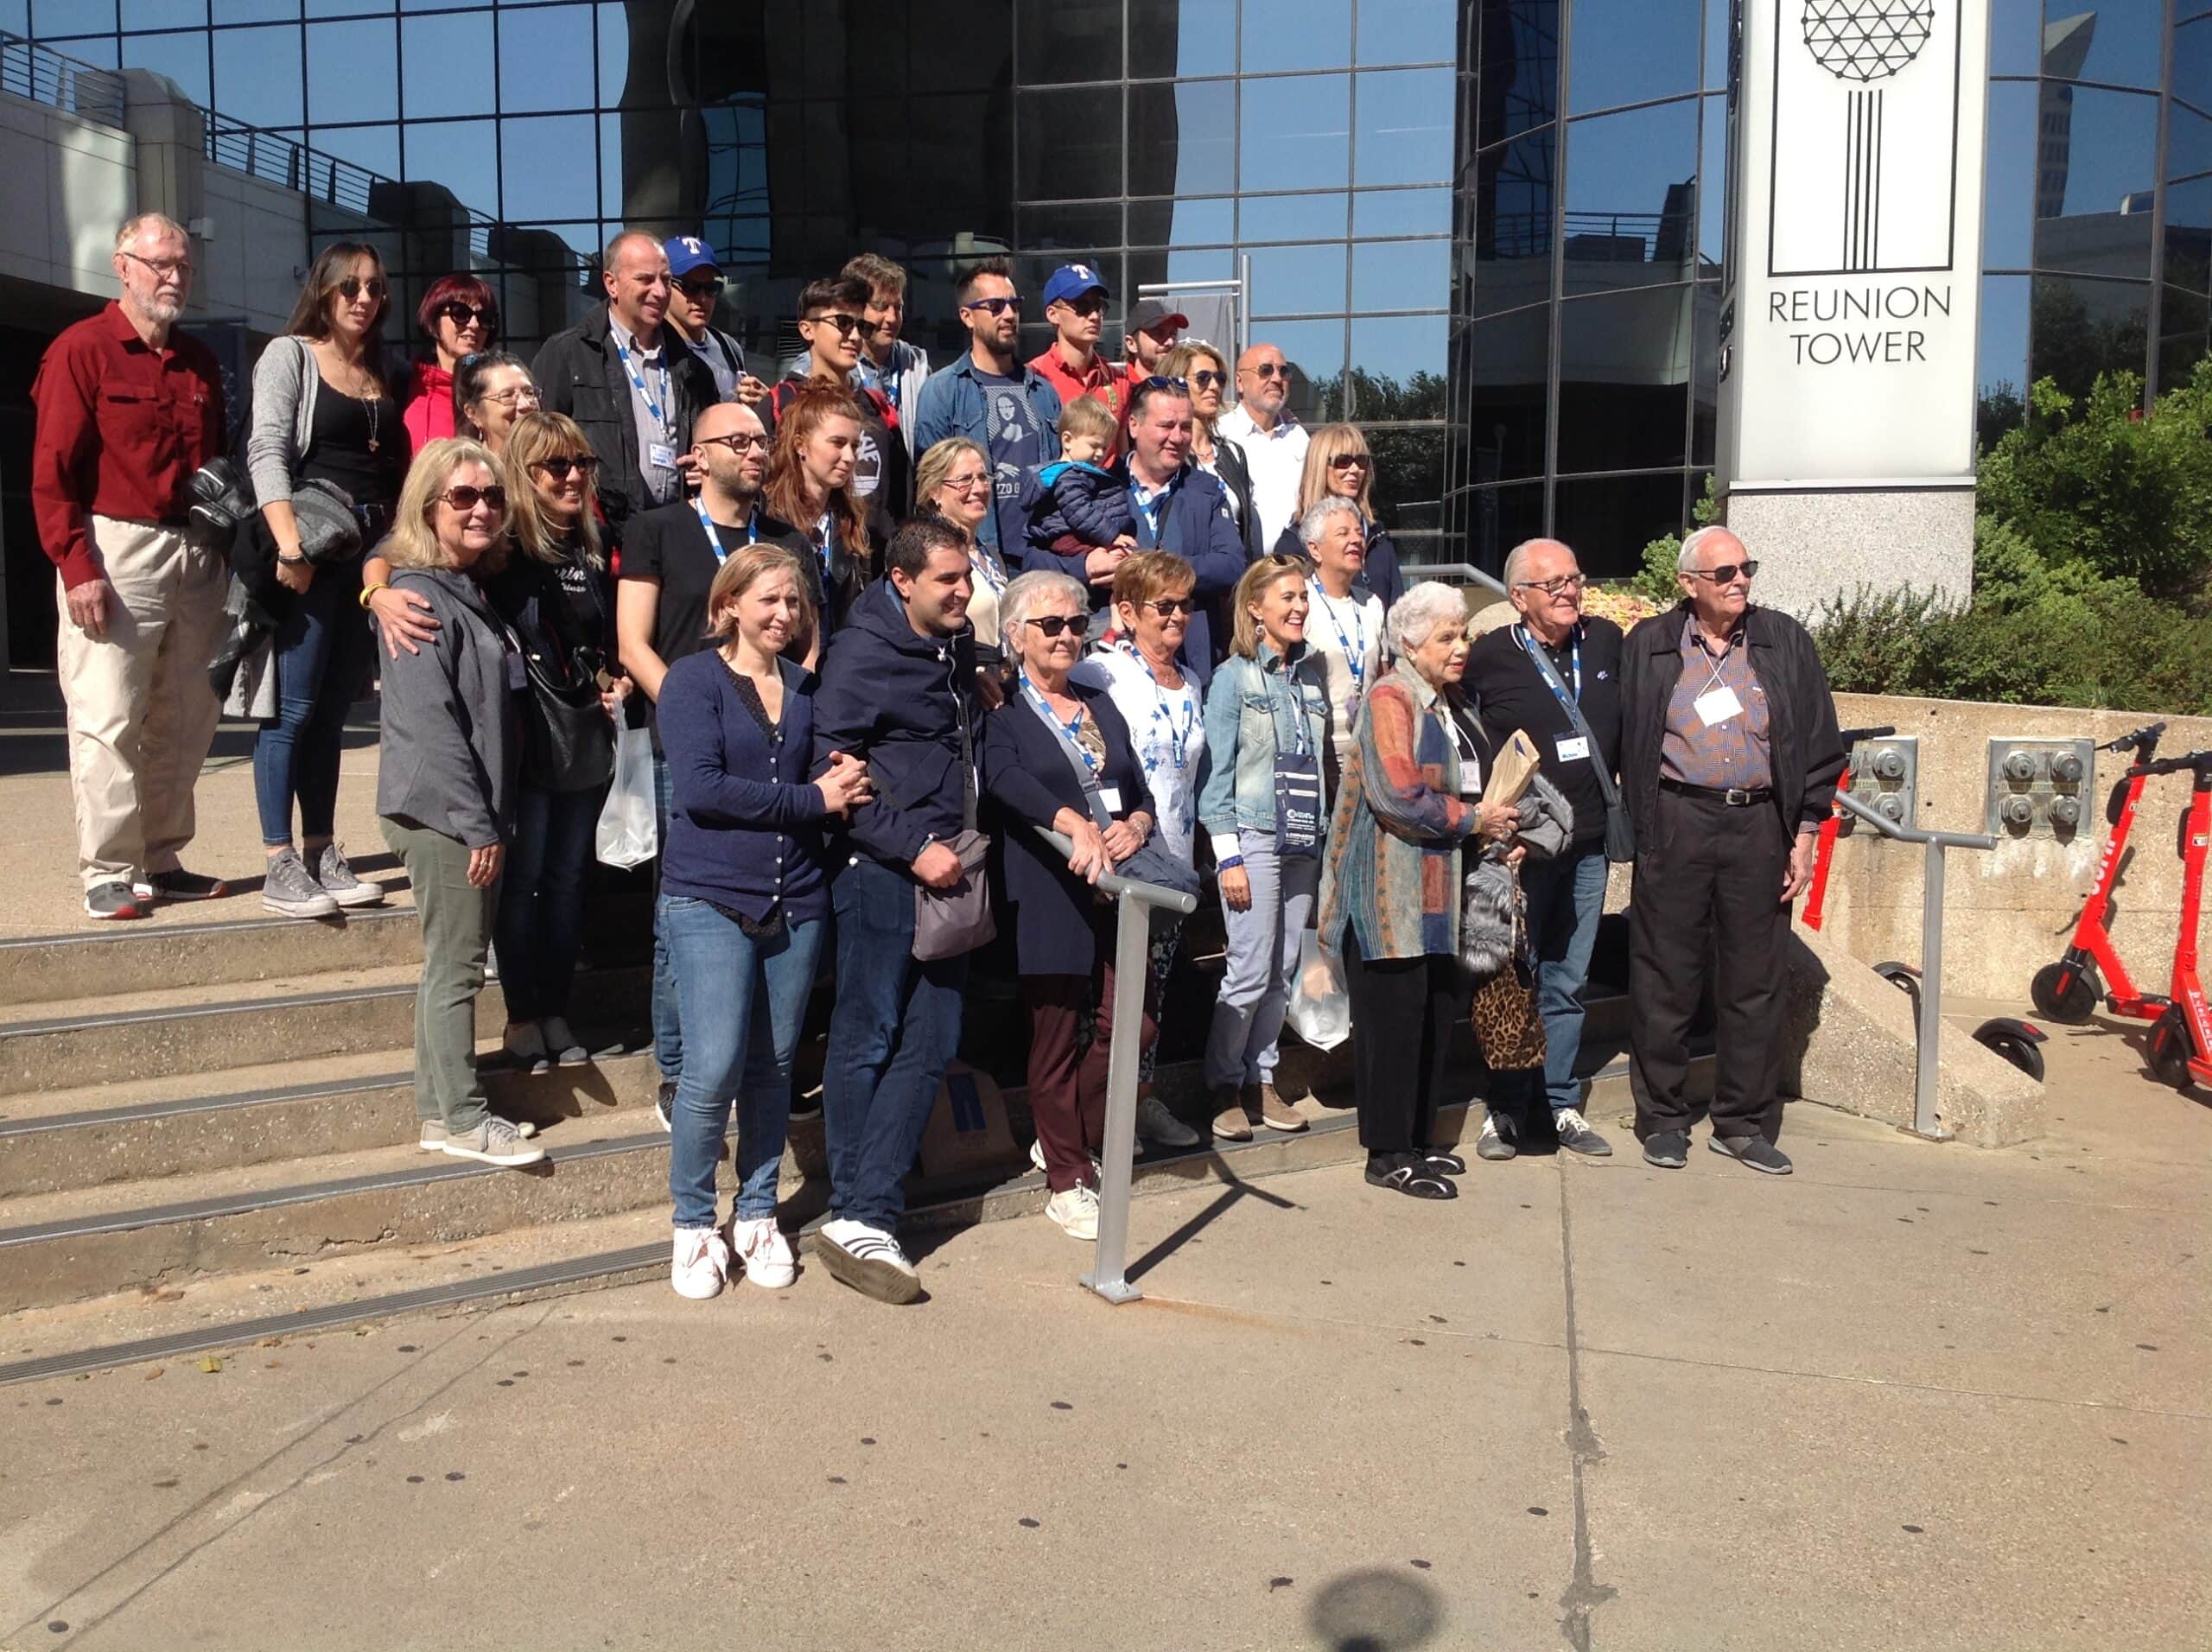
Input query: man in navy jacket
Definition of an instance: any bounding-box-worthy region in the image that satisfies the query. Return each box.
[1023,377,1250,668]
[809,518,980,1304]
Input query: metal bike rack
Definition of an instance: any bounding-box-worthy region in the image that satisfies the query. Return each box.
[1832,792,1998,1140]
[1026,825,1201,1305]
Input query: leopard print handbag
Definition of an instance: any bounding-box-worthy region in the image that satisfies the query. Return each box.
[1469,916,1547,1071]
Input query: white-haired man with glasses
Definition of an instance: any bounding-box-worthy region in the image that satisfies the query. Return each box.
[1465,537,1625,1161]
[1619,526,1845,1177]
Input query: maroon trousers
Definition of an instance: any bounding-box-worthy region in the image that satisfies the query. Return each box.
[1023,957,1157,1192]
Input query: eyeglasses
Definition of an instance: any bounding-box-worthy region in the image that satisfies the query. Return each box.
[699,432,768,454]
[1023,614,1084,638]
[439,302,494,330]
[677,276,724,299]
[335,276,388,302]
[1513,573,1586,597]
[940,473,991,494]
[1687,560,1760,583]
[1190,370,1225,390]
[961,295,1022,315]
[1245,361,1287,380]
[439,484,506,513]
[1140,597,1195,617]
[477,384,540,409]
[804,312,866,335]
[1326,453,1370,471]
[531,454,600,481]
[122,251,193,280]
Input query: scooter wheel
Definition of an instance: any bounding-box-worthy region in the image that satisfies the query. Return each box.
[2031,961,2097,1024]
[2148,1008,2196,1092]
[1973,1023,2045,1083]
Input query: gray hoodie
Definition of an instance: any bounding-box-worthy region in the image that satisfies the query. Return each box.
[375,566,520,848]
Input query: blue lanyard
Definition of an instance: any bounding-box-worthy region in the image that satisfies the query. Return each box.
[1309,580,1370,696]
[1517,622,1582,714]
[1264,657,1313,759]
[1128,477,1172,543]
[969,544,1008,595]
[1019,676,1096,772]
[613,338,672,447]
[1135,652,1197,769]
[692,496,758,565]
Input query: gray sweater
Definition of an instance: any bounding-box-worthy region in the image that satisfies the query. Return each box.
[244,335,325,507]
[375,567,520,848]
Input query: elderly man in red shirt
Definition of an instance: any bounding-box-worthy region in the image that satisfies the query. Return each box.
[31,213,229,920]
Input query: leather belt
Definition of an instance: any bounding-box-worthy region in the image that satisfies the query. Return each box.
[1660,778,1773,807]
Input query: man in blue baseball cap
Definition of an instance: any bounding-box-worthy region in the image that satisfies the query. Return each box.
[662,235,766,407]
[1027,262,1128,460]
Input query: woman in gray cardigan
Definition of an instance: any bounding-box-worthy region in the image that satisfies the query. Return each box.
[377,437,540,1167]
[248,243,410,919]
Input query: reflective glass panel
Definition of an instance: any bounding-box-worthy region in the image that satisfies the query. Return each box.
[122,29,209,105]
[1240,192,1347,244]
[498,115,597,223]
[1128,197,1234,245]
[2040,2,2163,92]
[1566,0,1700,115]
[2032,87,2158,281]
[2029,273,2151,401]
[406,117,498,219]
[1359,0,1455,66]
[1471,128,1555,317]
[1019,86,1123,199]
[1690,283,1719,464]
[1354,187,1449,238]
[1355,67,1453,186]
[1981,79,2037,270]
[305,17,397,124]
[306,121,398,180]
[1552,471,1692,576]
[1695,92,1725,271]
[2178,18,2211,117]
[1018,0,1121,86]
[1352,238,1450,312]
[1020,202,1122,259]
[400,10,492,121]
[1702,0,1731,90]
[2164,175,2212,294]
[1474,0,1560,148]
[1254,318,1349,419]
[1130,79,1236,197]
[1562,98,1700,292]
[123,0,204,29]
[2169,105,2212,184]
[2157,283,2210,394]
[1351,315,1449,402]
[499,6,597,114]
[1242,0,1351,75]
[1248,242,1348,316]
[1365,427,1449,534]
[1465,301,1551,480]
[1129,0,1235,79]
[213,22,304,126]
[1239,73,1351,193]
[1463,480,1548,573]
[596,2,627,106]
[1988,0,2041,78]
[1554,287,1692,473]
[212,0,299,20]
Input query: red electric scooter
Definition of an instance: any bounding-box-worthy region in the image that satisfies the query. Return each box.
[1802,723,1895,931]
[2031,721,2169,1025]
[2140,748,2212,1093]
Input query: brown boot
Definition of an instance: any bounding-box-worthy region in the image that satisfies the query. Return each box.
[1252,1081,1308,1134]
[1210,1083,1253,1141]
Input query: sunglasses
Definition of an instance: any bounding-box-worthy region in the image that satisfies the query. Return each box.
[1246,362,1287,380]
[1513,573,1586,596]
[440,301,494,330]
[1327,453,1370,470]
[531,454,600,481]
[1024,614,1084,638]
[805,312,866,335]
[1139,597,1195,617]
[677,276,724,298]
[698,432,768,454]
[1190,370,1225,390]
[335,276,388,302]
[439,484,507,513]
[1687,560,1760,583]
[1135,374,1188,393]
[962,295,1022,315]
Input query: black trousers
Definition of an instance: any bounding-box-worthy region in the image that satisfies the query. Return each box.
[1343,932,1468,1154]
[1628,787,1791,1142]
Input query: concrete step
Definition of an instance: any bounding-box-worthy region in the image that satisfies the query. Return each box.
[0,963,648,1095]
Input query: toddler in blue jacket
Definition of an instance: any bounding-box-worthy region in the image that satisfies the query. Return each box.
[1017,395,1136,562]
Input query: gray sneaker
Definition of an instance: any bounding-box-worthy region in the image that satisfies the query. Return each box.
[1553,1108,1614,1157]
[313,842,384,908]
[262,848,340,918]
[441,1115,547,1167]
[419,1115,537,1152]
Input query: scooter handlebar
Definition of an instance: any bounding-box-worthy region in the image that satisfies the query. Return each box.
[2129,748,2212,778]
[2100,721,2166,755]
[1840,724,1897,744]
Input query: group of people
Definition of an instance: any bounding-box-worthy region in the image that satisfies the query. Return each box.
[33,215,1846,1307]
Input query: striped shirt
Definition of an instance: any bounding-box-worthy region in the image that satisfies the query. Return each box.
[1659,615,1772,790]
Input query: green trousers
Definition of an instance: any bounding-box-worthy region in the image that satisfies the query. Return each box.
[380,816,497,1132]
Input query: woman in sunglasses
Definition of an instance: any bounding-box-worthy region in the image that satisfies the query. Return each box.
[982,570,1160,1241]
[376,438,542,1167]
[400,275,499,448]
[1157,341,1260,556]
[1272,423,1404,615]
[246,241,410,918]
[481,413,628,1073]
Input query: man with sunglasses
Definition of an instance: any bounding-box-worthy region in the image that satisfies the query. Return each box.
[1620,526,1846,1178]
[912,258,1064,565]
[662,236,767,410]
[1027,264,1128,461]
[534,229,716,531]
[766,274,910,517]
[32,213,227,919]
[1218,342,1309,553]
[1465,538,1624,1164]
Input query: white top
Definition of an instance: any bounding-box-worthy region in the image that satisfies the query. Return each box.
[1304,581,1385,770]
[1074,645,1205,866]
[1217,404,1309,551]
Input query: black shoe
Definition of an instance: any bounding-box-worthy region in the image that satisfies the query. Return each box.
[82,880,145,920]
[1365,1153,1457,1200]
[135,867,228,902]
[1420,1149,1468,1176]
[1709,1133,1793,1175]
[1641,1130,1689,1169]
[653,1077,677,1134]
[1475,1113,1517,1161]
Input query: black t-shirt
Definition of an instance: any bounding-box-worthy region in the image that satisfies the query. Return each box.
[1464,616,1624,847]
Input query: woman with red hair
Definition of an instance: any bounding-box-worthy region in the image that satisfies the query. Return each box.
[401,274,500,448]
[762,386,887,637]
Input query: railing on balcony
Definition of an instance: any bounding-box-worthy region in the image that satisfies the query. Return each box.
[0,30,126,129]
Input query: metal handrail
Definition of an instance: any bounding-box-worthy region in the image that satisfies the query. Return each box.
[1830,792,1998,1138]
[1025,823,1198,1305]
[1416,561,1511,600]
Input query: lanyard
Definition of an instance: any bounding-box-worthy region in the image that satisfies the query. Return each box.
[1517,621,1582,713]
[692,496,758,565]
[861,355,901,413]
[810,510,838,581]
[1135,651,1197,770]
[1264,657,1313,759]
[1309,580,1371,697]
[1018,676,1096,772]
[969,544,1008,595]
[1690,623,1735,696]
[612,338,672,448]
[1128,476,1173,544]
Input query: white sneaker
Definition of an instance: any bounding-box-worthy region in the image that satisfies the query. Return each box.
[816,1217,920,1304]
[1136,1095,1201,1148]
[671,1225,729,1299]
[539,1016,588,1066]
[441,1115,546,1167]
[1029,1137,1103,1179]
[1045,1184,1101,1241]
[502,1022,550,1075]
[728,1214,797,1289]
[419,1115,535,1151]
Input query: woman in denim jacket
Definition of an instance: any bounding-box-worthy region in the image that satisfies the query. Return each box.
[1196,552,1332,1142]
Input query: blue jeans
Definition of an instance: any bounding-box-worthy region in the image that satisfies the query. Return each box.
[1517,842,1609,1116]
[253,556,371,845]
[823,855,968,1232]
[664,898,823,1227]
[494,785,601,1022]
[651,753,682,1080]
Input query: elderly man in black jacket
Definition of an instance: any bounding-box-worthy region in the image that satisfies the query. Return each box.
[1620,526,1845,1177]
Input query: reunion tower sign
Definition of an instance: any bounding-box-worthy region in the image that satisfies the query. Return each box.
[1719,0,1991,489]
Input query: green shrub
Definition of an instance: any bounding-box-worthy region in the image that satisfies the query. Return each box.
[1631,479,1721,607]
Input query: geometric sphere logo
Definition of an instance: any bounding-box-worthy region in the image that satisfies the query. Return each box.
[1802,0,1936,82]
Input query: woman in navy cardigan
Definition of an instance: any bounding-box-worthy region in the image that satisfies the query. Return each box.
[655,543,872,1301]
[982,570,1158,1244]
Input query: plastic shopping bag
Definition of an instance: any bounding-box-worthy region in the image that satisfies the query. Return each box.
[595,724,658,869]
[1285,929,1351,1052]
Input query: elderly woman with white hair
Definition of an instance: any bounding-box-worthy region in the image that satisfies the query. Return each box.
[1319,581,1533,1199]
[982,569,1159,1242]
[1297,494,1386,778]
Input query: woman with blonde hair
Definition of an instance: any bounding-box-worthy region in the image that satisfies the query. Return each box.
[1270,422,1403,612]
[376,437,542,1167]
[482,412,629,1071]
[655,543,871,1299]
[763,385,885,634]
[913,435,1012,668]
[1157,340,1259,555]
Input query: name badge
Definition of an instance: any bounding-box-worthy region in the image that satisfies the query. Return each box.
[1554,734,1592,763]
[505,650,528,692]
[1694,684,1744,728]
[1098,785,1123,815]
[646,442,677,471]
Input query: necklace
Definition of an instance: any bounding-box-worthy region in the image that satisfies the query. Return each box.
[360,389,381,454]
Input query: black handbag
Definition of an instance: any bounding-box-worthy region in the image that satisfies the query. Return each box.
[518,594,614,792]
